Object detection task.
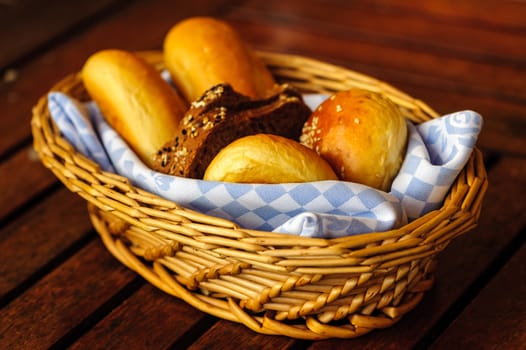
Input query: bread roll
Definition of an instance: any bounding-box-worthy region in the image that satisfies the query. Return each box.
[81,49,187,168]
[163,17,276,102]
[300,89,407,191]
[204,134,338,183]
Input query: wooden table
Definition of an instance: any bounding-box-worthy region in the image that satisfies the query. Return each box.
[1,0,525,349]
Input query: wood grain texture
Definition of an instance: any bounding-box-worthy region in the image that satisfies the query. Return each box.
[430,237,526,349]
[0,240,135,350]
[0,147,57,221]
[0,188,91,299]
[350,0,526,31]
[189,320,298,349]
[69,284,207,350]
[0,0,126,69]
[241,0,526,64]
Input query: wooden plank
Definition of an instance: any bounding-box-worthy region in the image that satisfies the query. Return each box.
[0,240,136,350]
[189,321,298,349]
[240,0,526,64]
[224,12,526,103]
[352,0,526,31]
[0,0,126,69]
[70,284,207,350]
[430,238,526,349]
[0,187,92,300]
[0,147,57,221]
[307,156,526,348]
[0,0,233,156]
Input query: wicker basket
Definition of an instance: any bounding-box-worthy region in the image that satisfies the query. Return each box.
[31,51,487,340]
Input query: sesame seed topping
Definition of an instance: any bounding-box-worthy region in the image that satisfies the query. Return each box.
[213,85,224,95]
[175,147,188,160]
[300,116,321,149]
[191,100,206,108]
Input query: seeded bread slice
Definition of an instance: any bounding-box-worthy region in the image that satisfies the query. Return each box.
[152,83,312,179]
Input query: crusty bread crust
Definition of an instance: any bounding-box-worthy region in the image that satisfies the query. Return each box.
[163,16,277,102]
[81,49,187,168]
[203,134,338,183]
[301,89,407,191]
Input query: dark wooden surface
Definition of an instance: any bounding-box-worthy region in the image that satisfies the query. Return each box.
[1,0,525,349]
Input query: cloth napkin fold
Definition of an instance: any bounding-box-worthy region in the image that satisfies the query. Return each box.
[47,91,482,238]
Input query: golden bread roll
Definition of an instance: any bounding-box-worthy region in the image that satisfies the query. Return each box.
[300,89,407,191]
[204,134,338,183]
[81,49,187,168]
[163,16,276,102]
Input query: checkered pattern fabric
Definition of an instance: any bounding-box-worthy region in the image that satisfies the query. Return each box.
[48,92,482,237]
[47,94,114,172]
[391,112,482,220]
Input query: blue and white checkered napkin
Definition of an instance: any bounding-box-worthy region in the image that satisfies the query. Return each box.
[47,92,482,238]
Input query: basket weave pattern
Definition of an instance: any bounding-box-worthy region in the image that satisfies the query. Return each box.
[31,51,487,339]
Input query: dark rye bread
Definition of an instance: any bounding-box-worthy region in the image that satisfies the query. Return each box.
[152,83,312,179]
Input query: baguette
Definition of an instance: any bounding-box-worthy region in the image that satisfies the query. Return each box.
[81,49,187,168]
[163,17,276,102]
